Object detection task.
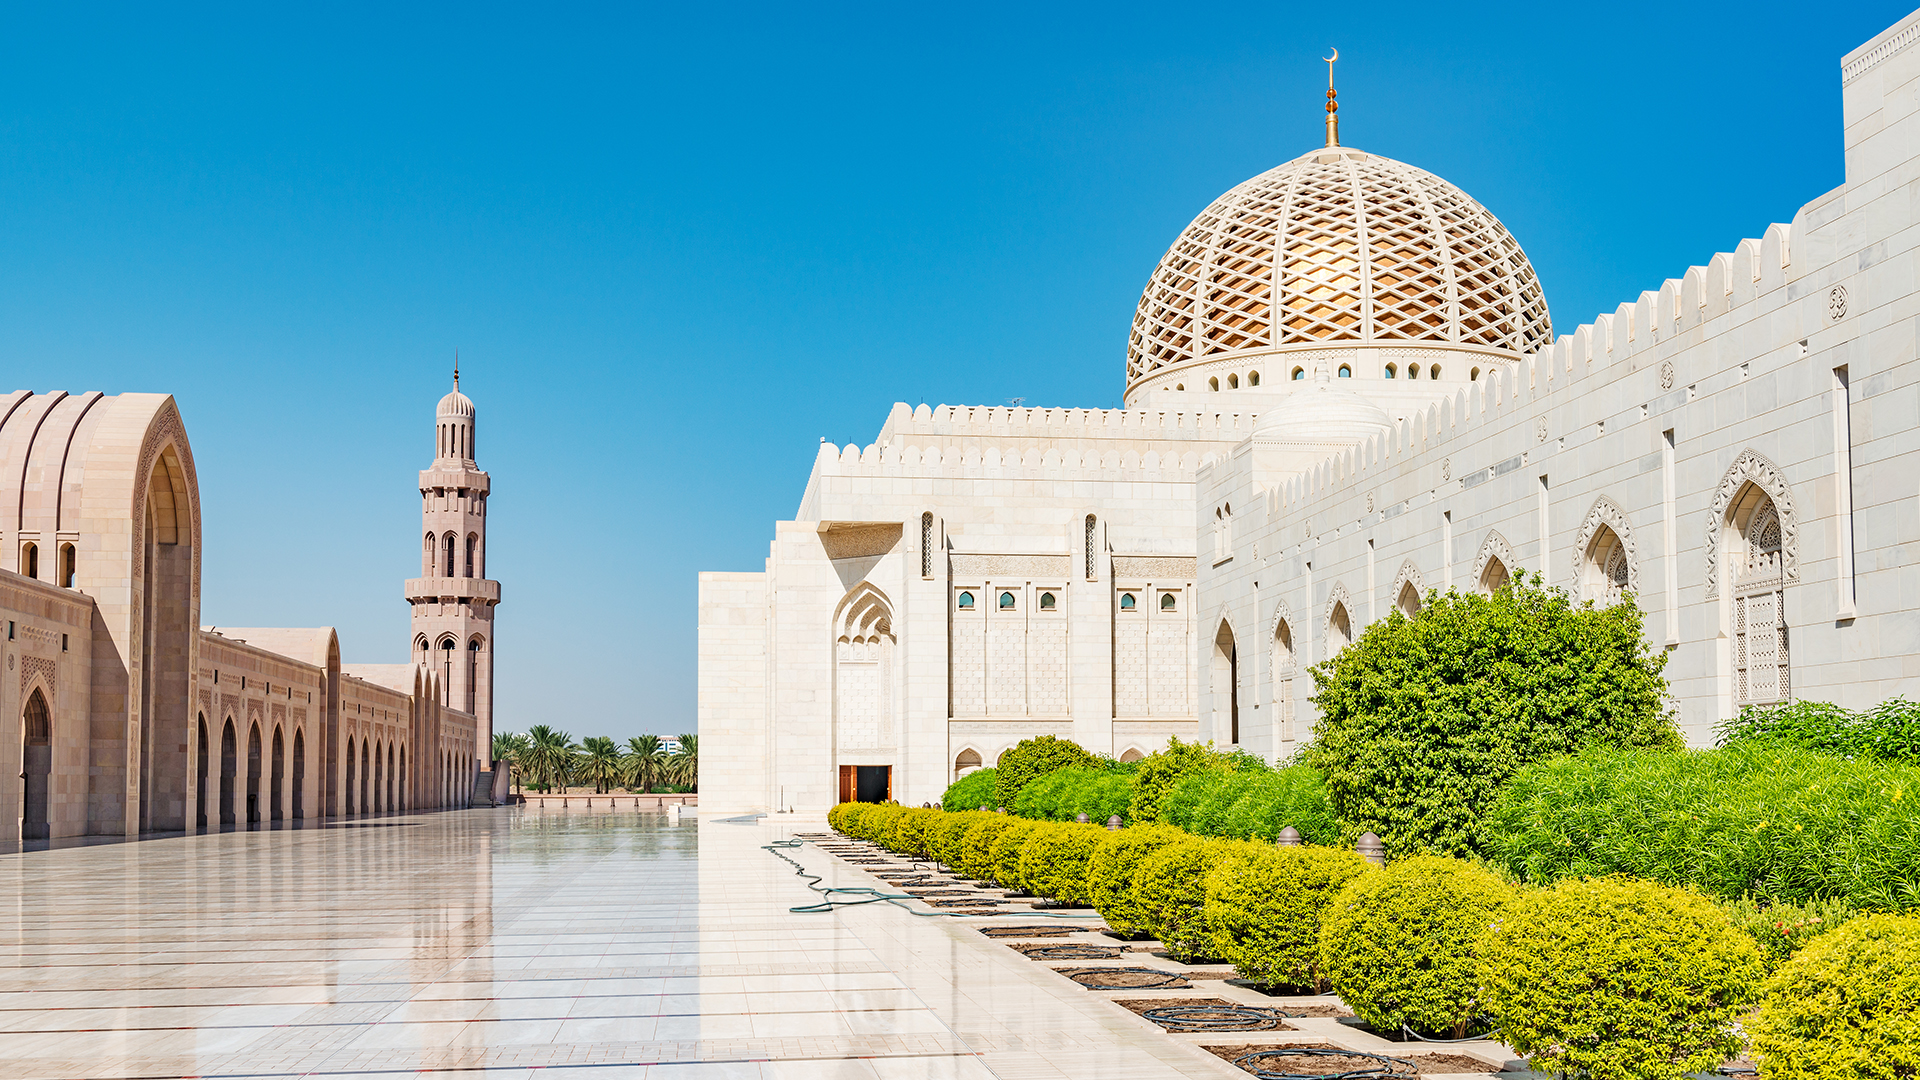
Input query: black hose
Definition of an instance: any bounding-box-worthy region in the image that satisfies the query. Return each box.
[1019,944,1123,960]
[1062,966,1189,990]
[1231,1047,1416,1080]
[763,839,944,916]
[1141,1005,1284,1032]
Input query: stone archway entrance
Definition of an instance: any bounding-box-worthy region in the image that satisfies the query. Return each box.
[22,689,52,841]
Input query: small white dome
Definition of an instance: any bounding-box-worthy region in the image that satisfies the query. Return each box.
[1253,371,1393,446]
[438,387,474,419]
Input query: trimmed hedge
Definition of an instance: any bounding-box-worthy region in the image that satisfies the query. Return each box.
[1750,912,1920,1077]
[957,814,1019,880]
[1088,823,1188,938]
[1481,877,1762,1080]
[994,736,1096,810]
[1133,836,1263,961]
[1482,743,1920,909]
[1018,822,1108,905]
[989,819,1041,889]
[1203,844,1374,989]
[1318,855,1514,1038]
[942,768,998,811]
[929,810,991,867]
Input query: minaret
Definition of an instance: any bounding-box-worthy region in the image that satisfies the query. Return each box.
[406,361,499,752]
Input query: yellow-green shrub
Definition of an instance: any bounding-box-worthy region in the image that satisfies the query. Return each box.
[990,820,1041,887]
[857,804,905,844]
[1018,822,1108,905]
[1480,877,1762,1080]
[829,802,870,835]
[929,811,988,867]
[1088,823,1187,937]
[957,815,1019,880]
[1750,912,1920,1077]
[1204,845,1374,989]
[1318,855,1514,1037]
[1133,836,1262,961]
[889,807,940,856]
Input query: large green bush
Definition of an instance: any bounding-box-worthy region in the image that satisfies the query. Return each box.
[956,815,1018,880]
[942,768,998,811]
[888,807,939,856]
[1012,766,1132,824]
[1162,765,1338,844]
[1750,912,1920,1077]
[989,819,1041,888]
[1306,576,1679,856]
[1482,743,1920,908]
[1203,845,1373,989]
[1318,855,1514,1037]
[1718,696,1920,764]
[993,736,1096,809]
[856,804,905,843]
[1132,837,1260,961]
[1128,737,1243,823]
[828,801,866,834]
[928,810,989,867]
[1018,822,1108,905]
[1480,877,1762,1080]
[1088,823,1187,937]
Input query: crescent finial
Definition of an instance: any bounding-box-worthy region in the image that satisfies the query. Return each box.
[1325,47,1338,63]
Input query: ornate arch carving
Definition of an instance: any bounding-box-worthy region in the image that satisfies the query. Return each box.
[1388,560,1424,614]
[1571,496,1640,596]
[1323,581,1355,657]
[1706,449,1797,598]
[1266,598,1296,673]
[1471,531,1518,594]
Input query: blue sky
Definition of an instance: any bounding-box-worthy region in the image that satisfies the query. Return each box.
[1,2,1909,740]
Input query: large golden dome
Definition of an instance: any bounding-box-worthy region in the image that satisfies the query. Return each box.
[1126,145,1551,399]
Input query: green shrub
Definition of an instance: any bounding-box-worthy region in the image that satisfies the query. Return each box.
[1718,895,1859,972]
[1129,737,1240,823]
[928,810,987,867]
[1719,696,1920,765]
[828,802,865,834]
[1203,844,1373,989]
[989,819,1041,888]
[1088,823,1188,937]
[1482,743,1920,909]
[1480,877,1762,1079]
[1318,855,1514,1037]
[855,804,904,843]
[1017,821,1109,905]
[1162,765,1338,845]
[1306,575,1679,857]
[1012,766,1132,824]
[957,815,1018,880]
[1750,912,1920,1077]
[994,736,1097,809]
[889,807,940,856]
[1132,837,1261,961]
[942,767,998,811]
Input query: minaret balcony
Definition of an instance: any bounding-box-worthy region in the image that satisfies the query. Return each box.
[405,577,502,604]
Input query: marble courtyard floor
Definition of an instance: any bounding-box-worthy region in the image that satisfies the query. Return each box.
[0,808,1362,1080]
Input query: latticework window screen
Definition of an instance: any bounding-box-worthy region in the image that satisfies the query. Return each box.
[1126,147,1551,385]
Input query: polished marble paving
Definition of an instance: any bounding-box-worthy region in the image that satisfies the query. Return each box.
[0,809,1257,1080]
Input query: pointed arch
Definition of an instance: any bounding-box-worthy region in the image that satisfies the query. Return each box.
[1267,598,1297,743]
[1705,448,1798,598]
[1212,617,1240,745]
[1388,560,1424,617]
[1471,531,1518,595]
[1324,582,1354,657]
[1573,496,1640,604]
[21,688,52,840]
[833,582,896,752]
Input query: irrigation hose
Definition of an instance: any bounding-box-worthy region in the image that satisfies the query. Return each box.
[1398,1021,1493,1043]
[1140,1005,1285,1032]
[1232,1047,1416,1080]
[771,835,1106,918]
[1062,966,1190,990]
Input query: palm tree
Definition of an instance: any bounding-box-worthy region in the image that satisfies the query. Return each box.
[580,736,623,794]
[624,735,666,794]
[667,733,698,793]
[502,732,531,794]
[524,725,573,793]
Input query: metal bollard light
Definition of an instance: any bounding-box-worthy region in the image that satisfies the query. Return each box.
[1075,812,1090,823]
[979,805,989,812]
[1106,815,1123,831]
[996,807,1006,814]
[1276,826,1302,847]
[1356,832,1386,866]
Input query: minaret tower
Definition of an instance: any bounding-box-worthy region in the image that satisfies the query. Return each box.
[406,361,500,751]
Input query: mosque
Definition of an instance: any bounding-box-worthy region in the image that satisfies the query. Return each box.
[1,374,502,845]
[699,9,1920,815]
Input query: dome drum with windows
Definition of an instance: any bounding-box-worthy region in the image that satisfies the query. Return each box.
[1124,145,1551,404]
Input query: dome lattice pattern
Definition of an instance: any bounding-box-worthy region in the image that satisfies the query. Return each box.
[1127,148,1551,384]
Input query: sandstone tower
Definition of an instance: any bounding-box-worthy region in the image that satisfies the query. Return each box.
[407,368,499,764]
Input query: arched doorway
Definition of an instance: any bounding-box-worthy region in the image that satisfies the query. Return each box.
[270,727,285,822]
[345,736,356,814]
[373,742,384,813]
[398,745,406,811]
[246,723,262,825]
[195,715,209,828]
[361,740,371,814]
[1212,621,1238,745]
[292,730,306,821]
[219,720,237,826]
[21,689,51,841]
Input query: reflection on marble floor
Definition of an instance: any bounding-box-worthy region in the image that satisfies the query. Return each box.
[0,809,1239,1080]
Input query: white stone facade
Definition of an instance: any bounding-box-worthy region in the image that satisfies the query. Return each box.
[699,10,1920,814]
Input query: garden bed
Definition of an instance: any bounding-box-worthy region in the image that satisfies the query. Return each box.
[1201,1043,1495,1076]
[1007,942,1124,960]
[976,923,1083,938]
[1111,998,1295,1032]
[1052,966,1192,989]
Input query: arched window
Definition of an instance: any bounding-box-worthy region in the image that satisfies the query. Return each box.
[1119,593,1136,611]
[1471,367,1482,381]
[1272,620,1295,742]
[467,639,481,712]
[1227,373,1239,389]
[1328,602,1352,651]
[1397,581,1421,617]
[954,748,982,781]
[956,591,974,610]
[1248,371,1260,386]
[1292,367,1305,381]
[58,543,75,588]
[1337,365,1352,378]
[1409,364,1423,380]
[1085,515,1098,580]
[1160,592,1177,611]
[440,639,456,705]
[921,513,934,578]
[1208,377,1220,391]
[1039,592,1056,610]
[1730,487,1789,705]
[1384,364,1398,379]
[1175,383,1184,391]
[443,533,456,579]
[21,542,36,580]
[465,534,477,577]
[1213,621,1239,745]
[1480,557,1510,594]
[1118,747,1144,763]
[1428,365,1440,379]
[998,591,1016,610]
[424,533,436,575]
[1584,525,1631,606]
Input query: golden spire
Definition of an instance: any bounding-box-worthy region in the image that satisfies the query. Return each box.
[1324,48,1340,147]
[454,350,460,391]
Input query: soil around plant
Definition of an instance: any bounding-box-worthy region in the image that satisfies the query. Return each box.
[1201,1043,1499,1076]
[1008,942,1124,959]
[1052,966,1192,989]
[977,924,1079,938]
